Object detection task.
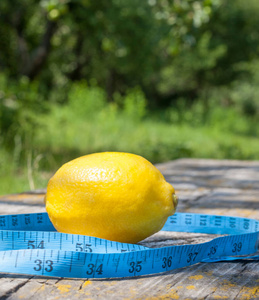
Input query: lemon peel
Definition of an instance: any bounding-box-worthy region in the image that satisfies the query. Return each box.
[45,152,178,243]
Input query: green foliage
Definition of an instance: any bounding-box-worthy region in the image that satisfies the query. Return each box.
[1,81,259,195]
[1,0,259,107]
[0,74,45,151]
[1,0,259,195]
[229,59,259,119]
[122,87,147,121]
[67,82,106,118]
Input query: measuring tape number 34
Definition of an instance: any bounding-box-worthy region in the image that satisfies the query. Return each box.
[0,211,258,278]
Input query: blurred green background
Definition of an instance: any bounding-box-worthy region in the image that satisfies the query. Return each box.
[1,0,259,195]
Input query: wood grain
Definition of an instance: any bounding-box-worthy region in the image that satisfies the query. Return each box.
[0,158,258,299]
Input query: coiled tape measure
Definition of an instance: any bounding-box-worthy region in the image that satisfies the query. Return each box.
[0,211,258,279]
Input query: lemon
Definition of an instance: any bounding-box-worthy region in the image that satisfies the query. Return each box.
[45,152,178,243]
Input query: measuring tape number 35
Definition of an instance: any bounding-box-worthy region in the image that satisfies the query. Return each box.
[0,211,258,278]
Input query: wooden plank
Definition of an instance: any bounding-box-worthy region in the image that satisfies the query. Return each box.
[0,159,258,299]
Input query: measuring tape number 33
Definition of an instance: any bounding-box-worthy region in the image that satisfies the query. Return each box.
[0,211,258,278]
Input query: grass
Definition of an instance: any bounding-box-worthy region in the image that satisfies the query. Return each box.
[1,84,259,195]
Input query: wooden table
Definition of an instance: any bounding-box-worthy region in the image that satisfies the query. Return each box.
[0,158,259,299]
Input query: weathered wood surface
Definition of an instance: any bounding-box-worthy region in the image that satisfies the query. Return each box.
[0,158,259,299]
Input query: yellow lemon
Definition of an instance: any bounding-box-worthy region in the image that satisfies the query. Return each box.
[45,152,178,243]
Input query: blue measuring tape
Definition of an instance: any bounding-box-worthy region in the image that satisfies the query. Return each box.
[0,212,258,278]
